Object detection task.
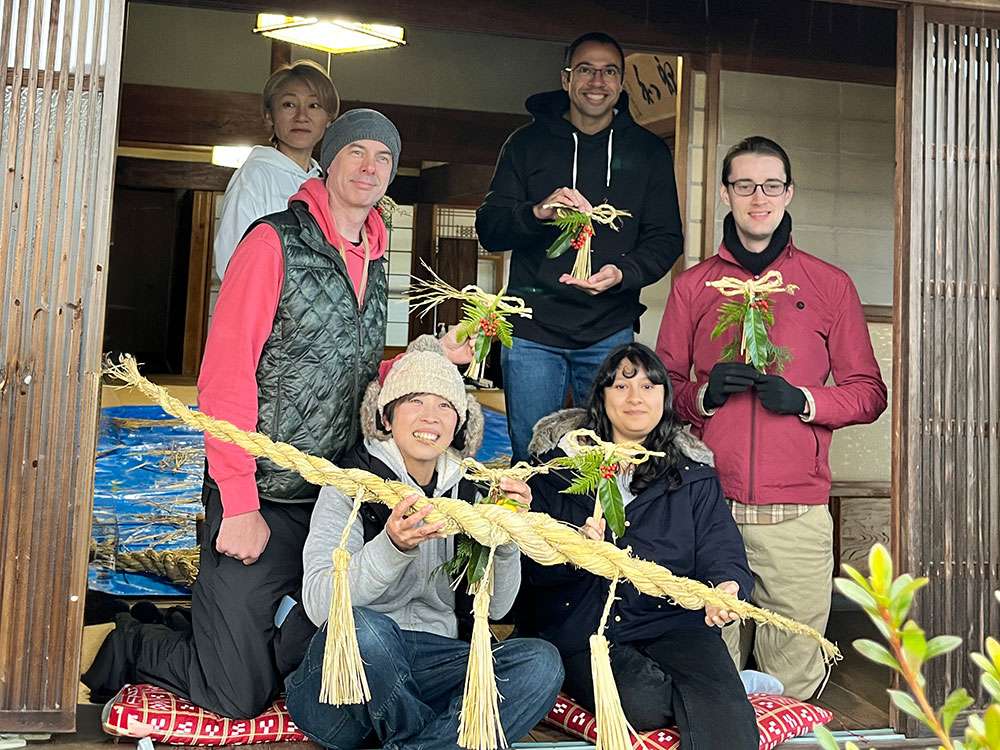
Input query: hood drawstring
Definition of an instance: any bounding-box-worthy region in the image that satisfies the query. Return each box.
[571,133,579,190]
[570,129,615,192]
[605,129,614,188]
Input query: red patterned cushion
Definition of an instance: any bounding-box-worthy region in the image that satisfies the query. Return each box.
[102,684,308,745]
[544,692,833,750]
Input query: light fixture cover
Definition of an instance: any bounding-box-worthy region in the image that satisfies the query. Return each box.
[211,145,254,169]
[253,14,405,54]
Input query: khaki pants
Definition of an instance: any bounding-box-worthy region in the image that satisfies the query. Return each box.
[722,505,834,700]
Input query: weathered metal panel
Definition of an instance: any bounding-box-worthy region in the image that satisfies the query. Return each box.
[0,0,126,731]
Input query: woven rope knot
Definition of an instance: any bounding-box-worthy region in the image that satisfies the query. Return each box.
[705,269,799,298]
[564,428,665,467]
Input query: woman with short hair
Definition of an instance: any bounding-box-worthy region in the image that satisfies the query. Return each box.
[214,59,339,279]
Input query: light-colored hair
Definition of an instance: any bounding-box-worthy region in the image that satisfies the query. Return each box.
[261,59,340,139]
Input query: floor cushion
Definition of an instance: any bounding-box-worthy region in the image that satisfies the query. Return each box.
[544,692,834,750]
[102,684,307,745]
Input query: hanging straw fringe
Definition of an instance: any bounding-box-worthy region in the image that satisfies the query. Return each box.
[704,269,799,298]
[458,546,506,750]
[319,488,371,705]
[103,356,842,668]
[590,577,644,750]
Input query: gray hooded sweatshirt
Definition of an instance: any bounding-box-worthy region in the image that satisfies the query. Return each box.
[301,437,522,638]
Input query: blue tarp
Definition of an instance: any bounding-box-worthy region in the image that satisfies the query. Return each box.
[90,402,512,597]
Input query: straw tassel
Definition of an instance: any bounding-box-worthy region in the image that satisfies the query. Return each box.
[458,546,507,750]
[590,578,644,750]
[319,488,372,705]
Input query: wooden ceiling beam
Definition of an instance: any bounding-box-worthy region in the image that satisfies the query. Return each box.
[119,83,527,166]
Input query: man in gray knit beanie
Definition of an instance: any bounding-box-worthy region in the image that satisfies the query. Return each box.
[321,108,402,180]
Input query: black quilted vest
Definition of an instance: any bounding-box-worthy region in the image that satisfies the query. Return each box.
[252,201,387,502]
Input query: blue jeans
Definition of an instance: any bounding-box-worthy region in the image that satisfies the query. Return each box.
[501,327,634,462]
[285,608,564,750]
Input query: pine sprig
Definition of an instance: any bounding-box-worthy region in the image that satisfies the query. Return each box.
[407,261,532,381]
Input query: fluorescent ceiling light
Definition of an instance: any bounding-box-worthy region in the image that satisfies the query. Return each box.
[253,14,405,54]
[211,145,253,169]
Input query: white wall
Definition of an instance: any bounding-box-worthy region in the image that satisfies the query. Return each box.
[123,3,565,114]
[716,71,895,305]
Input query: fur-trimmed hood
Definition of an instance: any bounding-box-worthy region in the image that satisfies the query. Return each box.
[527,407,714,466]
[359,335,484,458]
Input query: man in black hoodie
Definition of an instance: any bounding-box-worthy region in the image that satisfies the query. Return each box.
[476,32,684,462]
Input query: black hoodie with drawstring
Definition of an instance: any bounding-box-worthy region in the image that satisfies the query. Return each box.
[475,89,683,348]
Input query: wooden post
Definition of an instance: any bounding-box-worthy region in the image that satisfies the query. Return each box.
[0,0,128,732]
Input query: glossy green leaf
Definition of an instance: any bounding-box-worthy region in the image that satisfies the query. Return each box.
[465,542,490,586]
[868,543,894,596]
[867,611,894,642]
[939,687,974,734]
[811,725,842,750]
[474,330,492,364]
[925,635,962,661]
[986,637,1000,668]
[841,563,874,593]
[900,620,928,671]
[834,578,878,610]
[982,704,1000,747]
[888,689,930,727]
[980,673,1000,703]
[888,575,929,627]
[598,477,626,539]
[853,638,901,670]
[742,303,769,372]
[545,227,576,259]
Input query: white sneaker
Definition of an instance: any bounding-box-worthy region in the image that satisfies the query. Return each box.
[740,669,784,695]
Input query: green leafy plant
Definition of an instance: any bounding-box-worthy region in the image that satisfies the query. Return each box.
[710,294,793,373]
[544,209,593,260]
[454,296,514,370]
[555,450,626,538]
[407,262,532,382]
[813,545,1000,750]
[706,270,798,373]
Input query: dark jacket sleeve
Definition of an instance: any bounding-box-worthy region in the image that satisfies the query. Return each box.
[475,134,552,252]
[522,472,593,588]
[616,143,684,291]
[689,476,754,601]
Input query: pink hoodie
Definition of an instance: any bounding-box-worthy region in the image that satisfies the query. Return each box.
[197,178,388,517]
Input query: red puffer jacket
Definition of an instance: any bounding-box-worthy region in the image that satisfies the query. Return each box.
[655,241,887,506]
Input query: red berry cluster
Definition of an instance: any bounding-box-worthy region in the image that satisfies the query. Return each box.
[570,224,594,251]
[479,312,499,338]
[599,463,619,479]
[750,297,770,312]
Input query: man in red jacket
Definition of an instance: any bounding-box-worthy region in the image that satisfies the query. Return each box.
[655,136,887,699]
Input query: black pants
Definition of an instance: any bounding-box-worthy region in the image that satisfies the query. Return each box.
[561,628,759,750]
[84,481,313,719]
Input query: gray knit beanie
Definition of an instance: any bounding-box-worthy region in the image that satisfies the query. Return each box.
[320,108,401,179]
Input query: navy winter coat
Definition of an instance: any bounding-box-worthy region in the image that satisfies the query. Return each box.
[519,425,754,656]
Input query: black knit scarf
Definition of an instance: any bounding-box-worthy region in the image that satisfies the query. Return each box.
[723,212,792,275]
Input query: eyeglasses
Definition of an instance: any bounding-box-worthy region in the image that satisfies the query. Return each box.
[726,179,789,197]
[564,63,622,81]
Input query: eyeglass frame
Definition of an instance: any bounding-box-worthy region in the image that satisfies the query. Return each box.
[562,63,623,81]
[724,179,790,197]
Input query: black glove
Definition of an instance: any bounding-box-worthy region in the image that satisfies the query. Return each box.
[704,362,759,410]
[755,374,807,415]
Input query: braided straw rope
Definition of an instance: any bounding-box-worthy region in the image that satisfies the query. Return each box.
[103,355,840,662]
